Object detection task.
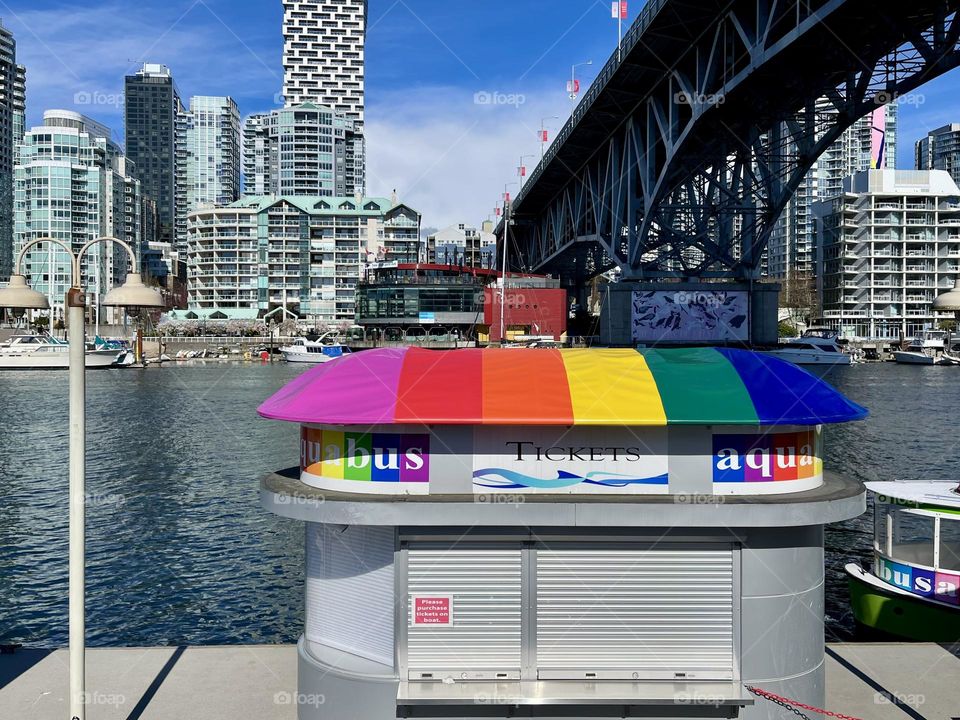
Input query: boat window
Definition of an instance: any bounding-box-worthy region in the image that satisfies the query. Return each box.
[939,515,960,572]
[889,508,935,567]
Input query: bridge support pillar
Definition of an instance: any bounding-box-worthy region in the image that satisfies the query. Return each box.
[600,281,780,347]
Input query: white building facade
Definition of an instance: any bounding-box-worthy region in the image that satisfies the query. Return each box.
[815,169,960,339]
[281,0,365,192]
[768,102,898,280]
[14,110,141,322]
[174,95,241,249]
[426,222,496,268]
[186,195,419,324]
[242,103,361,198]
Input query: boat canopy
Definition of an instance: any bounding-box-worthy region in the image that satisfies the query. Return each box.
[866,481,960,511]
[258,347,867,427]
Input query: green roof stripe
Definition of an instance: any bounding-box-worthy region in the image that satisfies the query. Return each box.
[640,347,759,424]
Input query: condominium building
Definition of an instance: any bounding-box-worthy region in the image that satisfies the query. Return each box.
[241,103,362,197]
[125,63,183,248]
[915,124,960,186]
[0,20,25,280]
[14,110,141,322]
[814,169,960,339]
[174,96,241,249]
[768,102,898,280]
[426,222,497,268]
[186,195,419,323]
[281,0,366,192]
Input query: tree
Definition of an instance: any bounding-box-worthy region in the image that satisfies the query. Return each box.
[780,273,819,329]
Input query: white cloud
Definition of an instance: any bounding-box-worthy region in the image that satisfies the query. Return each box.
[366,85,575,230]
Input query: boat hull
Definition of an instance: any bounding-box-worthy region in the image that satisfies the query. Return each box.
[0,349,121,369]
[846,563,960,641]
[891,351,935,365]
[281,351,335,364]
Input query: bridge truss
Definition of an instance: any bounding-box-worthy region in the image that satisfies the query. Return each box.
[503,0,960,281]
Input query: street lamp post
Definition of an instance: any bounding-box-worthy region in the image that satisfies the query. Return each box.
[569,60,593,102]
[539,116,559,161]
[500,183,518,345]
[518,154,535,186]
[0,236,163,720]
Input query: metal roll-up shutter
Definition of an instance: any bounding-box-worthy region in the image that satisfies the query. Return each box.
[305,523,395,666]
[405,548,522,680]
[536,546,736,681]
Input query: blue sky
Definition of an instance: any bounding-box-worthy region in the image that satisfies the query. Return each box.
[2,0,959,228]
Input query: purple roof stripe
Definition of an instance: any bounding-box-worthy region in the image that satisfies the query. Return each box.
[257,347,408,424]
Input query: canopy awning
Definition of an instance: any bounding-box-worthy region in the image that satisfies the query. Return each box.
[257,347,867,427]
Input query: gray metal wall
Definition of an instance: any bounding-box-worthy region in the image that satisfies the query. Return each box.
[295,522,826,720]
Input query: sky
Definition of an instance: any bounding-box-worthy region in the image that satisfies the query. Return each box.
[2,0,960,231]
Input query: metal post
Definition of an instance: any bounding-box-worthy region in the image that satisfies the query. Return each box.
[500,200,509,344]
[66,285,86,720]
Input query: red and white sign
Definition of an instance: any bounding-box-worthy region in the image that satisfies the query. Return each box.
[411,595,453,626]
[518,165,526,177]
[539,130,548,142]
[612,1,627,19]
[566,79,580,94]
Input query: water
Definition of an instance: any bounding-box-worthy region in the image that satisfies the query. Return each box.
[0,361,952,647]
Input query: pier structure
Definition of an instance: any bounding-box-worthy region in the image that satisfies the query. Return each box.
[258,346,868,719]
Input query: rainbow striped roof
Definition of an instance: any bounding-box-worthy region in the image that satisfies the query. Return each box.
[258,347,866,427]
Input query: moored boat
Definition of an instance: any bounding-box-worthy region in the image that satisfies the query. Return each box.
[764,327,852,366]
[846,481,960,641]
[891,329,950,365]
[279,333,352,364]
[0,334,122,369]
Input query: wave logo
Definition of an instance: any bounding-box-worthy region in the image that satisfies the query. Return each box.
[713,430,820,482]
[473,468,668,490]
[301,427,429,483]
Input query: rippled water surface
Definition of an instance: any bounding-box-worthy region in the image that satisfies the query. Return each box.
[0,361,951,647]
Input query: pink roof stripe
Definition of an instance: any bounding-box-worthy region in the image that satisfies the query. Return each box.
[258,347,408,425]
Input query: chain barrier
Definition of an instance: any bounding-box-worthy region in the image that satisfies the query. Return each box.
[746,686,865,720]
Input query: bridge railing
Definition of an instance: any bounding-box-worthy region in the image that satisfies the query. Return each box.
[500,0,669,226]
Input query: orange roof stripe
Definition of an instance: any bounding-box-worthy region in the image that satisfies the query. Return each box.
[481,348,574,424]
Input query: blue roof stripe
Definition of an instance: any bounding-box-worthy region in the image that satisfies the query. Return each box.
[714,348,868,425]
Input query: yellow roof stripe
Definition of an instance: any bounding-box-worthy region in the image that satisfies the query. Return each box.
[560,348,667,425]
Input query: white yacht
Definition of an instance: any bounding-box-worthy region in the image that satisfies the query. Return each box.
[892,329,949,365]
[764,328,852,366]
[0,334,122,369]
[279,334,352,364]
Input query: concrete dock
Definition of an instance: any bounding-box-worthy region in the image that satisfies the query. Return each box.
[0,643,956,719]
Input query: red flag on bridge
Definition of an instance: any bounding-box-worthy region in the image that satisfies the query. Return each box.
[518,166,526,177]
[612,1,627,19]
[539,130,548,142]
[566,79,580,94]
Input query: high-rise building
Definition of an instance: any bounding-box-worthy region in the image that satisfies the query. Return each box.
[915,124,960,187]
[281,0,366,192]
[0,19,25,280]
[768,102,898,281]
[14,110,141,322]
[814,169,960,340]
[174,96,241,248]
[241,103,362,197]
[124,63,183,249]
[186,195,419,323]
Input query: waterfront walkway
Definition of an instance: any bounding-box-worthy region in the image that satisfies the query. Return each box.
[0,643,957,719]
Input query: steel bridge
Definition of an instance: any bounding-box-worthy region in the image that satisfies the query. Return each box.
[499,0,960,283]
